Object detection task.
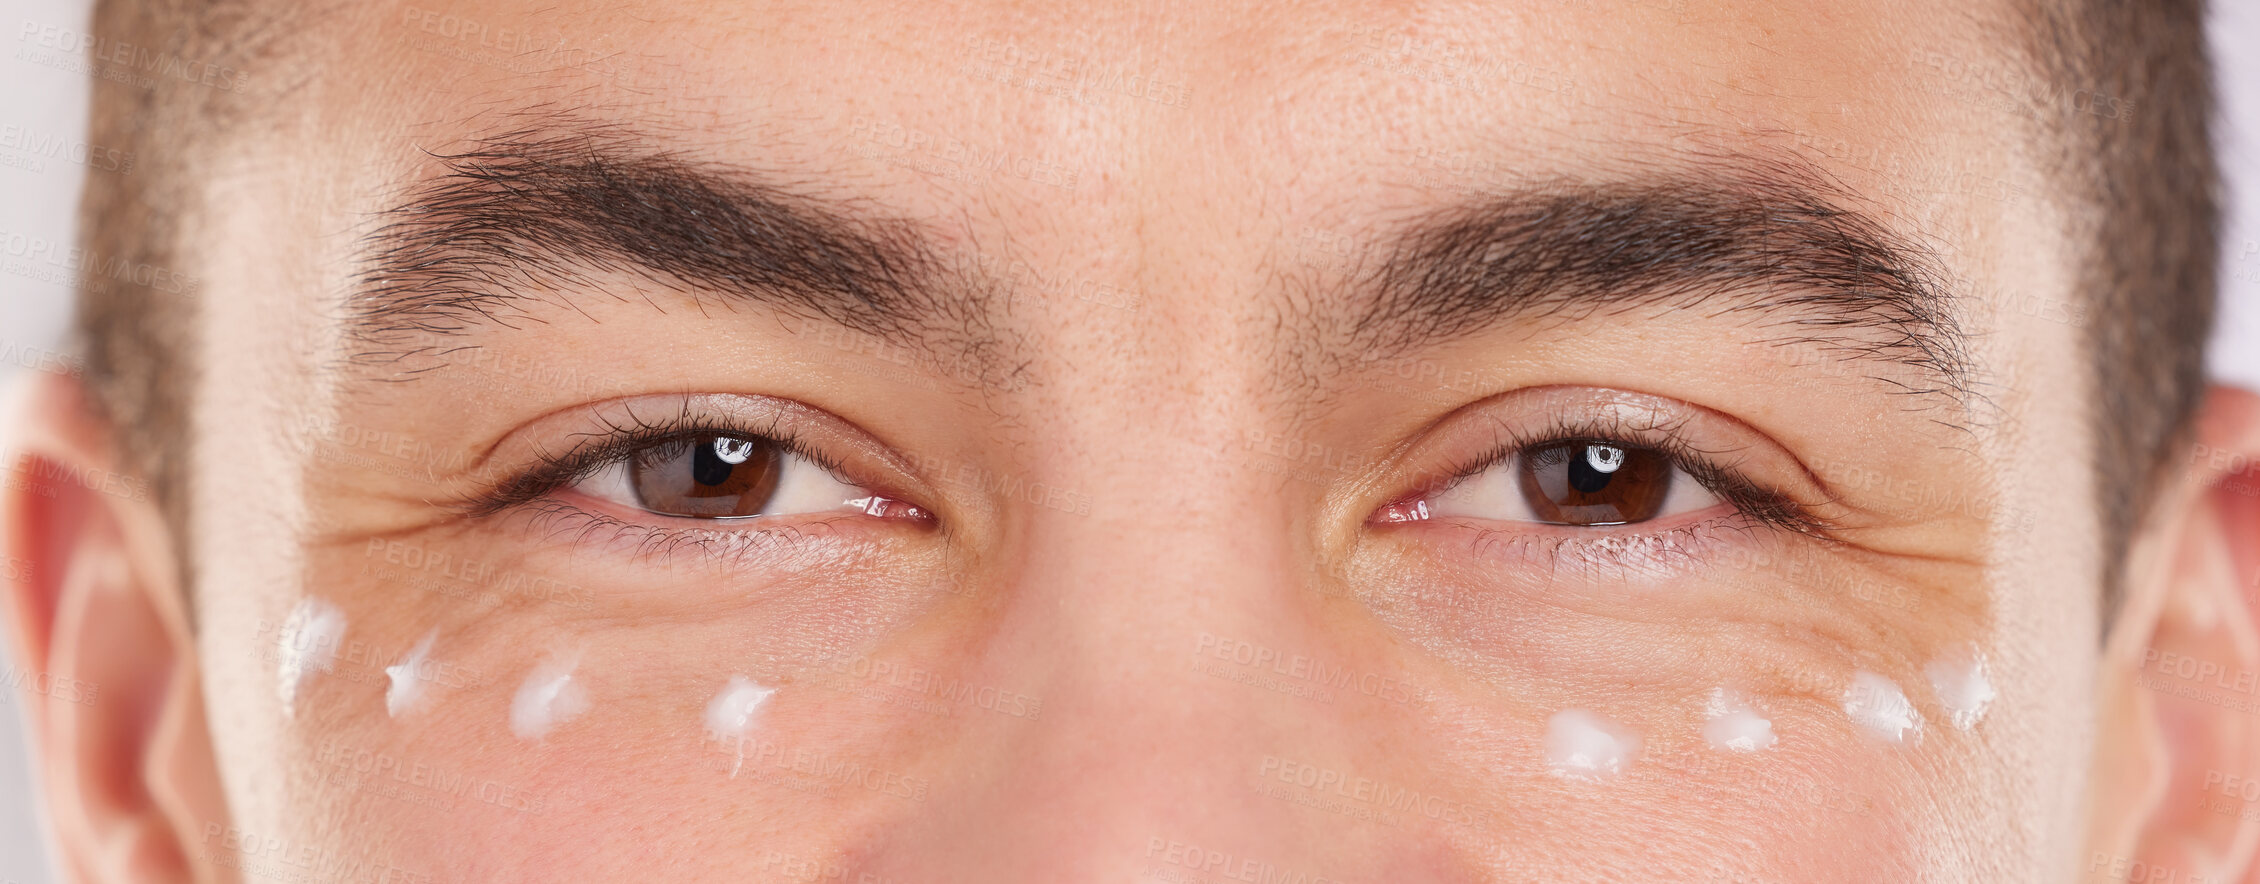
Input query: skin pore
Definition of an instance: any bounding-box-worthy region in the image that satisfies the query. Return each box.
[10,0,2260,882]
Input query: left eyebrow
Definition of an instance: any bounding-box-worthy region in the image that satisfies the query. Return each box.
[344,120,990,368]
[1346,155,1975,406]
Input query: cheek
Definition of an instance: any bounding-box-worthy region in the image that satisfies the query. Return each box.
[241,535,959,879]
[1335,533,1984,879]
[267,626,954,880]
[1404,680,1936,882]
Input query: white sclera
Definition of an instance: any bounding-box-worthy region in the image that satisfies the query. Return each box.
[511,651,591,740]
[1926,652,1995,731]
[384,631,439,719]
[275,597,347,717]
[1703,689,1776,753]
[1545,709,1641,780]
[1843,670,1922,744]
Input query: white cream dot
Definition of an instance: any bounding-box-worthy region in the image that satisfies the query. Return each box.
[511,651,590,740]
[384,631,439,719]
[275,597,347,717]
[1926,651,1995,731]
[1843,670,1921,744]
[1703,689,1776,753]
[1546,709,1640,780]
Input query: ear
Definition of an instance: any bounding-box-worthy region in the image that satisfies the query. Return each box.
[2,371,227,883]
[2088,385,2260,884]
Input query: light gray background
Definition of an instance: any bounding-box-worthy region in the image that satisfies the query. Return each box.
[3,3,2260,882]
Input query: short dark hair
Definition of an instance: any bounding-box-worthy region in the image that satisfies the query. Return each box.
[2024,0,2222,624]
[71,0,2220,624]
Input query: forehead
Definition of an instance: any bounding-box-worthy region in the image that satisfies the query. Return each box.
[288,0,2045,249]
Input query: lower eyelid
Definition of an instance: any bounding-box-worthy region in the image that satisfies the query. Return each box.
[1419,506,1756,577]
[513,497,859,565]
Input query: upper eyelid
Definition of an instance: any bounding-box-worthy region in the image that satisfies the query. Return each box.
[457,424,774,518]
[1388,397,1827,535]
[450,396,885,519]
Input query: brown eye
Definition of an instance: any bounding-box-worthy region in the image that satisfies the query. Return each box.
[627,434,784,518]
[1515,441,1675,525]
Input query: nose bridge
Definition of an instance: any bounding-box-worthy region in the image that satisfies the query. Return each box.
[862,401,1370,877]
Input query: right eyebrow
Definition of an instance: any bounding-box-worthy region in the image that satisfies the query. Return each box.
[1344,155,1978,409]
[346,123,990,368]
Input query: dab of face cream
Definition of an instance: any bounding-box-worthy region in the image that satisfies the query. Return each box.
[511,652,590,740]
[1546,710,1640,780]
[384,631,439,719]
[275,597,347,717]
[1925,652,1995,731]
[705,677,777,777]
[1843,670,1921,744]
[1703,690,1776,753]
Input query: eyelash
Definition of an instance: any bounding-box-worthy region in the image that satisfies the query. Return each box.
[460,403,856,521]
[1406,412,1829,537]
[456,400,1823,569]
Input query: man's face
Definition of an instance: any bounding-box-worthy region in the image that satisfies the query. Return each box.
[181,0,2100,879]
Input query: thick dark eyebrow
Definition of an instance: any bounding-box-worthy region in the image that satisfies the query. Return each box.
[1350,157,1975,404]
[346,124,994,371]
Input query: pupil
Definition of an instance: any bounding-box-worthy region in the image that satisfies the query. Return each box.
[1567,444,1620,493]
[692,438,741,487]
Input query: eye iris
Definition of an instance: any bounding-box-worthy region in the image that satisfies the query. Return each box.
[1518,442,1673,525]
[629,434,783,517]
